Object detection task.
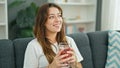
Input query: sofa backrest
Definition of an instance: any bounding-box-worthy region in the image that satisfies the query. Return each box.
[13,37,33,68]
[0,31,109,68]
[12,32,94,68]
[87,31,108,68]
[0,39,15,68]
[68,32,93,68]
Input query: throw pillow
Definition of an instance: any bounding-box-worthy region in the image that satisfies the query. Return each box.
[105,30,120,68]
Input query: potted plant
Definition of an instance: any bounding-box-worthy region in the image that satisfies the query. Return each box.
[9,2,38,39]
[16,2,38,37]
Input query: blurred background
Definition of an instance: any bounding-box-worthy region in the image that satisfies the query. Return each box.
[0,0,120,40]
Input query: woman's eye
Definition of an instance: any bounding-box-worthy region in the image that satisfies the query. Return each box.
[48,15,62,19]
[58,15,62,17]
[49,16,54,19]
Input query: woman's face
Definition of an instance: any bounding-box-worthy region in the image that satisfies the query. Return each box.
[45,7,63,34]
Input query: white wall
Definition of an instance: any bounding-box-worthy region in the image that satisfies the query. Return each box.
[101,0,120,31]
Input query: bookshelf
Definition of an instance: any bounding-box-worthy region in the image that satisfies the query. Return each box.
[48,0,97,34]
[0,0,8,39]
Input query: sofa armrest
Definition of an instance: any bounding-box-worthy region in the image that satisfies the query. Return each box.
[68,32,93,68]
[87,31,108,68]
[13,37,33,68]
[0,39,15,68]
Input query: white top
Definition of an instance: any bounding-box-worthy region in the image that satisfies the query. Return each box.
[23,36,83,68]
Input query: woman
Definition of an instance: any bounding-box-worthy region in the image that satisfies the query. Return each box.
[23,3,83,68]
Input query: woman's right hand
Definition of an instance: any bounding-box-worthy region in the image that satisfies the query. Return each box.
[48,49,70,68]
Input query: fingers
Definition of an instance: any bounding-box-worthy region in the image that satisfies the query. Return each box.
[59,63,69,67]
[55,51,69,63]
[55,48,76,67]
[53,54,70,67]
[65,49,77,64]
[68,56,76,63]
[56,49,65,57]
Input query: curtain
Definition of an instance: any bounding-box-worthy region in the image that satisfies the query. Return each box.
[101,0,120,31]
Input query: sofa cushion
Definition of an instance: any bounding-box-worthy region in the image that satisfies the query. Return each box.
[87,31,108,68]
[105,31,120,67]
[68,32,93,68]
[0,39,15,68]
[13,37,33,68]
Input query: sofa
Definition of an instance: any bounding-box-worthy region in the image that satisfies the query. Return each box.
[0,31,109,68]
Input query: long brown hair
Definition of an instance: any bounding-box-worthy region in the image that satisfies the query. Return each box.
[34,3,67,64]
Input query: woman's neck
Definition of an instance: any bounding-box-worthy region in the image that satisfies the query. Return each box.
[46,33,57,43]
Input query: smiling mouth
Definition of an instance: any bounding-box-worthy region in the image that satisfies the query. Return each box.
[53,24,61,28]
[53,25,59,28]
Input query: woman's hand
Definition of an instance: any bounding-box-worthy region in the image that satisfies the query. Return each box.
[66,48,83,68]
[66,48,77,66]
[48,49,70,68]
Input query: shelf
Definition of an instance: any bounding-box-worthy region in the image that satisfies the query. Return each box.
[0,26,7,39]
[0,1,5,4]
[0,0,8,39]
[0,23,6,26]
[65,20,94,25]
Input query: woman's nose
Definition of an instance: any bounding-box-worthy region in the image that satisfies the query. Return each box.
[55,16,61,21]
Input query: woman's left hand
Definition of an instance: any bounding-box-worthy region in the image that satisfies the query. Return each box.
[66,48,77,65]
[65,47,83,68]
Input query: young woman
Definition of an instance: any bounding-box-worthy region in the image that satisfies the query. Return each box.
[23,3,83,68]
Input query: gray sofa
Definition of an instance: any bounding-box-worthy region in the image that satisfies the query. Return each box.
[0,31,108,68]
